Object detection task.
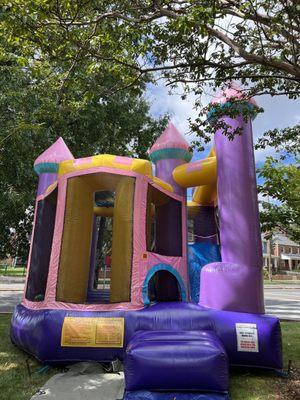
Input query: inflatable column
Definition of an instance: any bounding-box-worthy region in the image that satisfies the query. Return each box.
[148,123,192,294]
[34,138,74,196]
[149,123,192,196]
[200,85,264,313]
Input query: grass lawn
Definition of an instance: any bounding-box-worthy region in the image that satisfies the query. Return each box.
[230,321,300,399]
[0,314,299,400]
[0,314,58,400]
[0,265,26,277]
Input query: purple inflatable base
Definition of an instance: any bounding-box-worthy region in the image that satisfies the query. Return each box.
[123,391,230,400]
[124,330,229,392]
[200,263,265,314]
[10,302,282,370]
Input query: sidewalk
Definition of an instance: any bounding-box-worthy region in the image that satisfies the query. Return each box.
[0,275,26,283]
[0,278,299,320]
[264,284,300,289]
[0,276,25,291]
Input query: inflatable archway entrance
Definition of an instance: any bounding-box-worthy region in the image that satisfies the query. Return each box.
[142,264,187,305]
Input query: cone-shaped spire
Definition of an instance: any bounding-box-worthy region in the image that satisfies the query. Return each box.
[34,137,74,174]
[211,82,257,106]
[208,83,258,124]
[149,122,192,163]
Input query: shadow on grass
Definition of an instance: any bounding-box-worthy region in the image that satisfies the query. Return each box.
[0,314,58,400]
[230,365,300,400]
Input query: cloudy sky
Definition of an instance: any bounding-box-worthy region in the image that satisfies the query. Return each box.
[147,82,300,164]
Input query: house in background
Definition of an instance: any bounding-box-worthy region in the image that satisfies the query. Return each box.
[262,232,300,271]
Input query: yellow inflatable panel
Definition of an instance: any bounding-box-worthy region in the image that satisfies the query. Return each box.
[93,206,114,217]
[192,183,217,206]
[46,182,57,194]
[172,147,217,207]
[208,147,216,157]
[57,176,93,303]
[173,156,216,188]
[58,154,152,178]
[110,177,135,303]
[152,177,173,192]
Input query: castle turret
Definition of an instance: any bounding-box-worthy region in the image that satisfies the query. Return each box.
[200,84,264,313]
[212,84,261,270]
[34,137,74,196]
[149,123,192,196]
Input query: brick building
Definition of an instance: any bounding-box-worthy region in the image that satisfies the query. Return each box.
[262,232,300,271]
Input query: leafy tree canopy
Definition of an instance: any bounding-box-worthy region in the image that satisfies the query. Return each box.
[0,31,167,259]
[1,0,299,146]
[0,0,299,258]
[258,157,300,243]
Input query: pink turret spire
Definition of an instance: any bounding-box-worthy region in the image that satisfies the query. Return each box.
[34,137,74,169]
[149,122,190,154]
[148,122,192,196]
[211,82,257,106]
[34,137,74,195]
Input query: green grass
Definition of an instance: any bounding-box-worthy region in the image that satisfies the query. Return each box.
[0,315,299,400]
[0,265,26,277]
[0,314,58,400]
[230,321,300,400]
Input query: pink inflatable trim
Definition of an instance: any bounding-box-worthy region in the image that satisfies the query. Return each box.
[34,137,74,166]
[23,166,187,312]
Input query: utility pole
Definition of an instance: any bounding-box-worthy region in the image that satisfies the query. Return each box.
[267,193,272,282]
[268,235,273,282]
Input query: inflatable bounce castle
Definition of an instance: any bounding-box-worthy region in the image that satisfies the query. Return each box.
[11,86,282,400]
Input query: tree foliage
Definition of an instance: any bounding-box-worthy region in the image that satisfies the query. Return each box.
[1,0,299,146]
[0,0,299,257]
[0,32,167,260]
[255,124,300,159]
[258,157,300,242]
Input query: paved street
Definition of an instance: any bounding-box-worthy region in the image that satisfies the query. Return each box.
[264,286,300,321]
[0,278,299,320]
[0,277,24,313]
[0,290,23,313]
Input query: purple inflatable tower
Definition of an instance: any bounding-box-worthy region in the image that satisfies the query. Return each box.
[200,86,265,314]
[149,122,192,196]
[34,137,74,196]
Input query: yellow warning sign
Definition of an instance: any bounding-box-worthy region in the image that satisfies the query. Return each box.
[61,317,124,348]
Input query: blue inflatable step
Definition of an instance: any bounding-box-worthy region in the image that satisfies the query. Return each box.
[124,391,230,400]
[124,330,229,393]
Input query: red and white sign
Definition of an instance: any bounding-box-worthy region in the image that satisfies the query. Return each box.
[235,323,259,352]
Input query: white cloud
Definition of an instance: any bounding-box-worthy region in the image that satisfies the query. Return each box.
[146,82,198,136]
[253,146,274,164]
[147,81,300,165]
[252,95,300,163]
[294,114,300,123]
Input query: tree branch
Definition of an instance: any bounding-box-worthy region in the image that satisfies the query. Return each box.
[207,26,300,78]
